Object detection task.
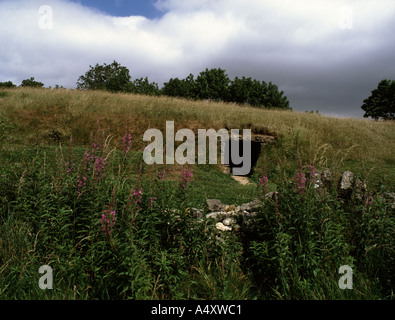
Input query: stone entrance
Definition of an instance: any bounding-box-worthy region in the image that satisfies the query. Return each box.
[226,134,275,178]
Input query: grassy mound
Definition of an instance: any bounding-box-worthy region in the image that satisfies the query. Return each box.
[0,88,393,299]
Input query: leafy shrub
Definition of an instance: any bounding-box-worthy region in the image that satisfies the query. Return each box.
[243,168,394,299]
[0,131,393,299]
[0,81,16,88]
[0,135,249,299]
[20,77,44,88]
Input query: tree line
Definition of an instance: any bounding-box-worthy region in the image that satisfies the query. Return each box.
[75,61,291,110]
[2,61,394,118]
[0,77,44,88]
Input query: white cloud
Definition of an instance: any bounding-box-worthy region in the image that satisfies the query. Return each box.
[0,0,394,116]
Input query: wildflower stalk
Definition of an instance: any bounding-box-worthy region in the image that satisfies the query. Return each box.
[294,171,307,196]
[179,168,193,191]
[122,133,132,155]
[130,186,143,229]
[258,175,269,198]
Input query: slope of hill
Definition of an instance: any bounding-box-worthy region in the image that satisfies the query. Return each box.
[0,87,394,300]
[1,87,394,191]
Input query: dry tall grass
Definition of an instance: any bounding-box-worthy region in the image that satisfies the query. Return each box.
[1,87,394,173]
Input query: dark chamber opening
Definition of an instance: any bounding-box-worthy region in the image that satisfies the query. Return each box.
[227,139,262,177]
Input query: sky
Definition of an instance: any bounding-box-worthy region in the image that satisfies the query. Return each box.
[1,0,395,118]
[71,0,162,18]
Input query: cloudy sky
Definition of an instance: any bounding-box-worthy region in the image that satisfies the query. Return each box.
[1,0,395,117]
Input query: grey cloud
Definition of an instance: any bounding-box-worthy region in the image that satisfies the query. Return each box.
[0,0,395,118]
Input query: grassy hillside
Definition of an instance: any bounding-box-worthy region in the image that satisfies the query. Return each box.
[0,87,394,300]
[1,87,394,191]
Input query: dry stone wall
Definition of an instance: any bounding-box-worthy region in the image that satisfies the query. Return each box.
[189,170,395,234]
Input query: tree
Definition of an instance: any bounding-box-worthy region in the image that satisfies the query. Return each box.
[228,77,291,110]
[0,81,16,88]
[264,81,290,110]
[161,77,185,97]
[228,76,265,106]
[20,77,44,88]
[194,68,230,101]
[361,79,395,120]
[76,61,131,92]
[130,77,160,96]
[161,74,196,99]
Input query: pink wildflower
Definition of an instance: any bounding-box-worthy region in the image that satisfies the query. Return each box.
[84,147,109,181]
[92,142,101,151]
[77,176,87,196]
[130,187,143,210]
[258,175,269,195]
[294,171,307,195]
[158,169,166,181]
[305,165,320,188]
[364,193,374,206]
[306,165,317,177]
[65,161,75,173]
[150,197,157,207]
[94,156,107,179]
[122,133,133,155]
[180,168,193,190]
[100,208,116,237]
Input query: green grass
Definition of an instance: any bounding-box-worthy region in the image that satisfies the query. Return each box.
[1,87,394,190]
[0,87,394,300]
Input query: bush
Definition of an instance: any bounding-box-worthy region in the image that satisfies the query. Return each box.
[242,168,394,299]
[76,61,131,93]
[161,68,291,109]
[0,135,250,299]
[228,77,290,109]
[0,133,392,299]
[361,79,395,120]
[194,68,230,101]
[161,74,196,99]
[20,77,44,88]
[129,77,160,96]
[0,81,16,88]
